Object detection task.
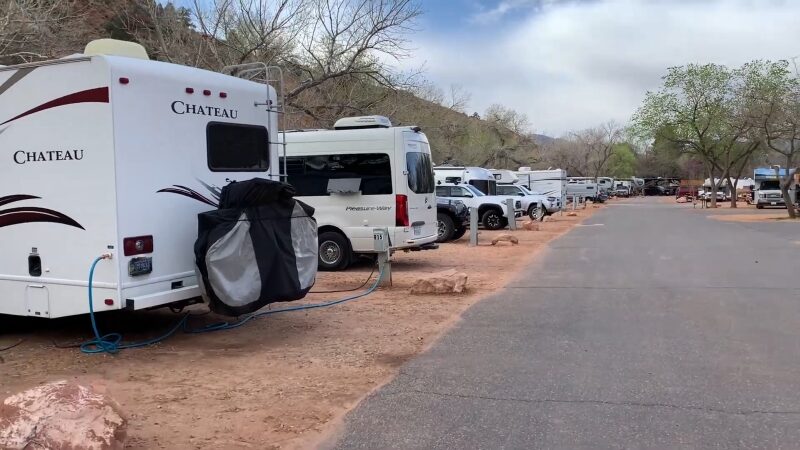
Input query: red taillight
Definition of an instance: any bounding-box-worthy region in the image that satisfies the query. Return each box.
[123,235,153,256]
[395,195,409,227]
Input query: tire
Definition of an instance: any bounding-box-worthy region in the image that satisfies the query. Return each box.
[756,204,764,209]
[318,231,351,271]
[527,204,545,222]
[436,213,455,243]
[451,226,467,240]
[481,209,505,230]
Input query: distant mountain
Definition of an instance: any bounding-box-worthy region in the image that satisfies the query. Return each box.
[533,134,556,146]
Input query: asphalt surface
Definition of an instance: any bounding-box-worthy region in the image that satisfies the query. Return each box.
[330,198,800,449]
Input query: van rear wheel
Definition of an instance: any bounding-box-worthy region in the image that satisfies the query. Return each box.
[318,231,351,271]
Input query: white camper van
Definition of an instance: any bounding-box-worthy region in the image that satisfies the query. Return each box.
[434,166,497,195]
[282,116,437,271]
[0,40,282,318]
[513,168,567,210]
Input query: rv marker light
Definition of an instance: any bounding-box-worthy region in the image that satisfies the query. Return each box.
[203,89,211,96]
[119,77,129,85]
[104,299,114,306]
[219,92,227,98]
[185,87,194,94]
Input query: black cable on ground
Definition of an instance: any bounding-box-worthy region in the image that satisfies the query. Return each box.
[309,262,378,294]
[0,339,23,352]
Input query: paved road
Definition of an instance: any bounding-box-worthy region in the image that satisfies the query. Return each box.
[331,198,800,449]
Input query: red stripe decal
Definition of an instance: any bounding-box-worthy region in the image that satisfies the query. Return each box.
[0,206,84,229]
[0,87,109,126]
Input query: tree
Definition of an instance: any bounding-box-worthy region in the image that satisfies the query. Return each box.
[743,60,800,218]
[572,122,623,178]
[632,64,759,207]
[607,143,637,178]
[484,104,531,135]
[0,0,87,64]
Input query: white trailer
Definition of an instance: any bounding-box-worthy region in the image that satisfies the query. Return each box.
[282,116,438,271]
[513,168,567,208]
[434,166,498,195]
[0,40,282,318]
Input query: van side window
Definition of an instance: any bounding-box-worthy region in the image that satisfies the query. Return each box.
[435,186,451,197]
[207,122,269,171]
[281,153,392,196]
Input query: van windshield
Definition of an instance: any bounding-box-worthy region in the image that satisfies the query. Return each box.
[406,152,435,194]
[760,180,780,190]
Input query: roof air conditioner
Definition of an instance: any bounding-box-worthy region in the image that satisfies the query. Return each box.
[333,115,392,130]
[84,39,149,60]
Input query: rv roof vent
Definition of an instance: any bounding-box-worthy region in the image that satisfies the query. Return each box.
[518,166,532,172]
[84,39,149,60]
[333,115,392,130]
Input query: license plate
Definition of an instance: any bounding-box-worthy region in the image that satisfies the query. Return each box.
[413,225,421,235]
[771,202,777,205]
[129,257,152,277]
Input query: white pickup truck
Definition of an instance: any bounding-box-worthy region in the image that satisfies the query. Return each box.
[496,183,559,220]
[435,184,523,230]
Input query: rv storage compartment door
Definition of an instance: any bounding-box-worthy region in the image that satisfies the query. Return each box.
[195,179,317,316]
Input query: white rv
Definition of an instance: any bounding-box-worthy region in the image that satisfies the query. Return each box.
[753,168,797,208]
[0,40,282,318]
[567,178,600,201]
[282,116,437,271]
[434,166,497,195]
[513,168,567,209]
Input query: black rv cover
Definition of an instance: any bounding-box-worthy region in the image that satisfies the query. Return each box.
[194,179,317,316]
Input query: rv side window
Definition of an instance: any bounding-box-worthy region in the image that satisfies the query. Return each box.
[281,153,392,196]
[207,122,269,172]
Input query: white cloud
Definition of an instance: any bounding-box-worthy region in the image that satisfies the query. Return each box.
[407,0,800,136]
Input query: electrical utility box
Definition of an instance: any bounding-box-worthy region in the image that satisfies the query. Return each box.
[372,228,391,286]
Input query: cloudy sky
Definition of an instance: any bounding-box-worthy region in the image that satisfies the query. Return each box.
[409,0,800,136]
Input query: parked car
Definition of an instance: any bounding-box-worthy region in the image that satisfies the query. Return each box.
[496,183,559,220]
[612,186,630,197]
[644,185,666,196]
[435,184,522,230]
[436,198,469,242]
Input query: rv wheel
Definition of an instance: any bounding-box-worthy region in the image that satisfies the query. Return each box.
[481,209,504,230]
[318,231,351,271]
[436,213,455,242]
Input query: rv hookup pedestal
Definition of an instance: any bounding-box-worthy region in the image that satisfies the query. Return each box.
[373,228,392,287]
[505,198,517,231]
[469,207,479,247]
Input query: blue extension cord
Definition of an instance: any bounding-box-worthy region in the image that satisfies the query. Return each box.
[81,256,383,354]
